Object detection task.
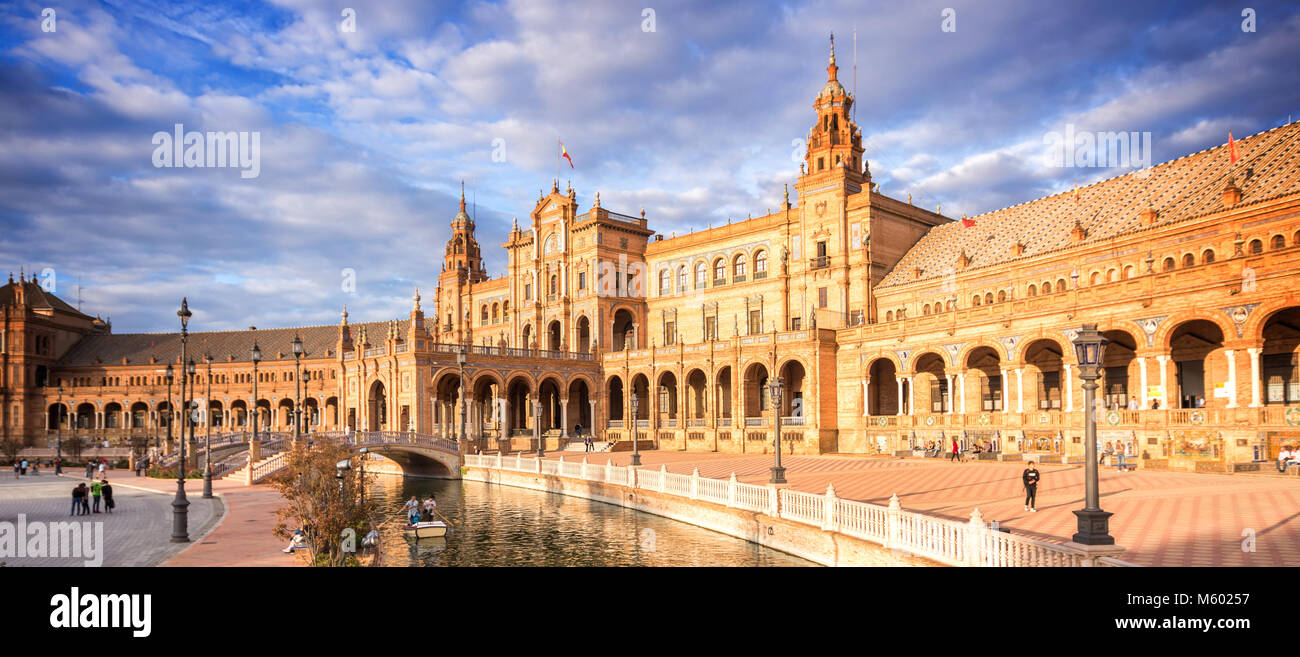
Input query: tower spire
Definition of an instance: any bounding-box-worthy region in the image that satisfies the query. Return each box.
[827,32,838,82]
[459,180,466,212]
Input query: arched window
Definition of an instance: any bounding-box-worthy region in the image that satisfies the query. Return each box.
[1293,230,1300,246]
[492,303,499,322]
[733,254,747,279]
[985,292,994,305]
[480,305,488,322]
[1123,265,1134,279]
[972,295,982,306]
[677,265,687,290]
[694,262,706,287]
[1271,234,1285,250]
[1027,285,1037,297]
[502,300,509,315]
[1249,239,1263,254]
[886,311,894,322]
[659,269,670,296]
[754,250,767,274]
[713,258,726,283]
[922,304,931,315]
[946,299,955,311]
[997,290,1007,303]
[1201,250,1215,264]
[1182,253,1195,267]
[549,275,558,295]
[1163,257,1175,271]
[1106,269,1117,283]
[1090,272,1100,285]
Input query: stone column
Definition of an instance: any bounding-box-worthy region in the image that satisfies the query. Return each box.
[589,399,598,435]
[906,375,915,416]
[1156,355,1169,409]
[431,396,439,439]
[1000,369,1009,412]
[1137,357,1148,409]
[561,397,570,439]
[1063,363,1074,411]
[895,377,904,416]
[958,371,967,414]
[944,374,954,414]
[1247,347,1262,408]
[1225,349,1238,408]
[862,378,869,417]
[1015,368,1025,413]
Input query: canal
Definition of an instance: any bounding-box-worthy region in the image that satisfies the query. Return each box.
[368,475,816,566]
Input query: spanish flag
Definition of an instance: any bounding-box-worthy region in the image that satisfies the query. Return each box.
[1228,132,1238,163]
[961,215,975,228]
[560,140,574,168]
[1073,182,1080,203]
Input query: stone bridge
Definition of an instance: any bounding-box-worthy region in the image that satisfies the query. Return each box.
[324,431,464,478]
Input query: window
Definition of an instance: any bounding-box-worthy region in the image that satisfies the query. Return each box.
[923,304,931,315]
[1163,257,1175,272]
[997,290,1007,303]
[704,316,717,341]
[930,379,948,413]
[1027,285,1037,297]
[1202,250,1215,264]
[1181,253,1195,267]
[754,250,767,278]
[790,317,801,330]
[984,293,994,305]
[1123,265,1134,279]
[524,283,532,300]
[733,254,747,281]
[659,269,670,296]
[748,310,762,335]
[972,295,981,306]
[695,262,707,288]
[549,275,558,295]
[981,375,1003,411]
[1055,279,1066,293]
[817,157,824,171]
[677,266,687,291]
[578,272,586,290]
[713,258,726,284]
[1249,239,1263,255]
[1038,371,1061,410]
[481,305,488,323]
[492,303,499,322]
[818,287,829,308]
[886,311,894,322]
[664,321,676,346]
[1271,234,1286,250]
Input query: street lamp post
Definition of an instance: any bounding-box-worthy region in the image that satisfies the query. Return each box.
[358,447,368,505]
[171,298,192,544]
[292,334,303,445]
[55,384,64,474]
[629,393,641,466]
[251,342,261,443]
[768,376,786,484]
[1071,324,1114,545]
[457,346,469,445]
[534,396,545,459]
[202,353,213,499]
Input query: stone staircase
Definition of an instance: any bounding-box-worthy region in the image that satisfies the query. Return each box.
[562,437,611,453]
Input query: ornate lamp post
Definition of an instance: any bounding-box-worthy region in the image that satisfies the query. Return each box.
[768,376,786,484]
[164,365,174,455]
[533,396,544,458]
[1071,324,1113,545]
[251,342,261,442]
[456,345,470,444]
[358,447,368,504]
[187,358,196,469]
[202,353,213,499]
[302,370,312,435]
[55,384,64,474]
[291,334,304,445]
[629,393,641,466]
[171,298,192,544]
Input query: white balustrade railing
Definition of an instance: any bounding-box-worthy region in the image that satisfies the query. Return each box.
[458,454,1124,567]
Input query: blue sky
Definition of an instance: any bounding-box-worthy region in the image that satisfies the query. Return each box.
[2,0,1298,333]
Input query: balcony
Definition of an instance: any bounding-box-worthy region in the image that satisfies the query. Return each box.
[809,256,829,269]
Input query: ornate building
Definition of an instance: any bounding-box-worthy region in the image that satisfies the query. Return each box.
[4,40,1299,471]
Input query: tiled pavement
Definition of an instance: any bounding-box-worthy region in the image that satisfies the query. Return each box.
[0,471,221,567]
[91,471,303,567]
[534,451,1300,567]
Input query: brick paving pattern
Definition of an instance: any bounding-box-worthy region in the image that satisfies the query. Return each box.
[534,451,1300,567]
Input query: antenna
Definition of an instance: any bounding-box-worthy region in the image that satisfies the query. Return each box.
[853,25,857,123]
[77,284,82,312]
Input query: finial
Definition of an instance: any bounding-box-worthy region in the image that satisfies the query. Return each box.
[512,216,518,231]
[594,191,601,208]
[783,183,789,205]
[459,180,466,211]
[413,287,421,311]
[907,193,912,205]
[341,305,349,324]
[829,32,835,66]
[827,32,838,81]
[640,207,645,219]
[552,178,559,192]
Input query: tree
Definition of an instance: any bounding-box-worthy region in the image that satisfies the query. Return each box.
[270,441,381,567]
[1,439,22,465]
[65,435,85,463]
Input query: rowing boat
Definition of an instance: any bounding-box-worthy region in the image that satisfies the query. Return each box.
[403,521,448,539]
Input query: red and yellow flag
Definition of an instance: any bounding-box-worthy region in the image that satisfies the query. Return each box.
[1073,182,1080,203]
[961,215,975,228]
[560,140,574,168]
[1228,132,1238,163]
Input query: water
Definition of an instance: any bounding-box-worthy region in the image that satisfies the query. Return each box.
[368,475,816,566]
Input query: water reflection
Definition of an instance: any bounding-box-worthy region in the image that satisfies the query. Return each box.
[369,475,815,567]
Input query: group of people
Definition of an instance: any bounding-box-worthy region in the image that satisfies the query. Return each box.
[920,439,992,461]
[70,479,115,515]
[403,494,440,524]
[10,458,40,477]
[1277,446,1300,473]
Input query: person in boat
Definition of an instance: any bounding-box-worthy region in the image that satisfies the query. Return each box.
[406,505,422,525]
[403,495,419,516]
[422,494,437,522]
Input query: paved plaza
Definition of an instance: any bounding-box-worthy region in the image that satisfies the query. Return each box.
[533,450,1300,567]
[0,471,221,567]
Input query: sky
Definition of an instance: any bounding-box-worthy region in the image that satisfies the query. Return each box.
[1,0,1298,333]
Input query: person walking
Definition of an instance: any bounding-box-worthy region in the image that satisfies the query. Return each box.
[949,437,961,463]
[90,479,103,513]
[98,459,106,478]
[12,461,18,479]
[1023,461,1040,512]
[80,483,91,515]
[20,458,28,475]
[85,462,93,479]
[101,480,115,514]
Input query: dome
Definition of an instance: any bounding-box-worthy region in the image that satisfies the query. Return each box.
[819,79,845,99]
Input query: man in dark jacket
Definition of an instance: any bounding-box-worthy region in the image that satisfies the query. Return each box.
[1023,461,1040,512]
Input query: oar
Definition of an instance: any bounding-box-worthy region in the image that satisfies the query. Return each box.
[433,508,455,528]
